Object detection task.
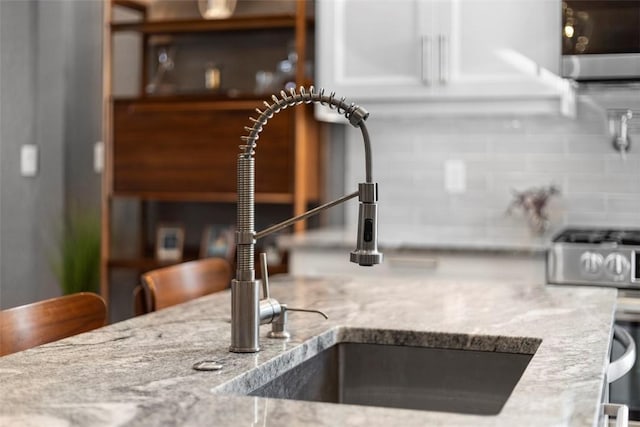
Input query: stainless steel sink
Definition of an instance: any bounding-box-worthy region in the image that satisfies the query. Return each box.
[249,342,535,415]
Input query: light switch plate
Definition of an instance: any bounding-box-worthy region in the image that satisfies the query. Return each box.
[94,141,104,173]
[20,144,38,177]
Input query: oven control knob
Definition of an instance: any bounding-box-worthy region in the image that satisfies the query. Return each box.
[580,252,603,275]
[604,253,631,281]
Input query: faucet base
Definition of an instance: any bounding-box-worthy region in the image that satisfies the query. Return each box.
[229,345,260,353]
[230,279,260,353]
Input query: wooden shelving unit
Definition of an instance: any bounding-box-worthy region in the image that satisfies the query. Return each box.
[110,14,310,34]
[101,0,320,313]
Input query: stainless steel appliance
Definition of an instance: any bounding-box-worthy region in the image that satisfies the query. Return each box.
[548,228,640,425]
[562,1,640,81]
[547,229,640,287]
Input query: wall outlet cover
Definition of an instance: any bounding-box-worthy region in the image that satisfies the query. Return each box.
[444,159,466,194]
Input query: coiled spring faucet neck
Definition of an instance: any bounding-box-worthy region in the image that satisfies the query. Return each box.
[230,86,382,353]
[240,86,373,182]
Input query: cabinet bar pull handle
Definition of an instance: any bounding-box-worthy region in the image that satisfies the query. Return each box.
[608,325,636,383]
[438,34,448,84]
[421,36,432,86]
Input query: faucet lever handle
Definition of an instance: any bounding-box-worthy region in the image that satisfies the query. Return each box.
[259,252,270,299]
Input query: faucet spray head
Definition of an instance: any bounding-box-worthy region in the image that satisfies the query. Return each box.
[350,183,383,266]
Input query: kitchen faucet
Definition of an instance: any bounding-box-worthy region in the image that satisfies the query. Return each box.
[230,86,383,353]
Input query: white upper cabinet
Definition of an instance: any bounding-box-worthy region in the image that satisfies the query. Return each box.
[316,0,575,119]
[317,0,430,99]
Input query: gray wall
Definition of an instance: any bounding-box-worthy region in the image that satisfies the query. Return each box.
[0,0,102,309]
[64,1,103,211]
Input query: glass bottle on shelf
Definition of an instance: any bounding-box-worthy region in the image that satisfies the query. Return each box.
[198,0,237,19]
[275,41,298,91]
[204,62,222,92]
[146,45,178,95]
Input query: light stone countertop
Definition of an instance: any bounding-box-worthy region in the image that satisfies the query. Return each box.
[0,275,616,427]
[277,226,555,254]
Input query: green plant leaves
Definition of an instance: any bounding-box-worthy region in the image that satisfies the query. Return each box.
[52,212,100,295]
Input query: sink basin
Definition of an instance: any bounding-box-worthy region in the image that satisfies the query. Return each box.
[249,341,536,415]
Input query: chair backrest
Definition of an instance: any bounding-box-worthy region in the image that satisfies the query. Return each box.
[0,292,107,357]
[136,257,232,314]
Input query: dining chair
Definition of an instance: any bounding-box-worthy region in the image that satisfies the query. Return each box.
[134,257,232,315]
[0,292,107,357]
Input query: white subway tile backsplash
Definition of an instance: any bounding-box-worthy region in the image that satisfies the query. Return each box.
[376,165,417,183]
[563,194,607,213]
[379,209,420,226]
[489,135,567,154]
[607,195,640,212]
[416,136,489,154]
[488,172,566,194]
[563,212,609,226]
[567,174,640,194]
[417,205,488,227]
[344,96,640,232]
[486,209,546,231]
[526,154,606,173]
[605,213,640,228]
[604,155,640,174]
[468,155,527,174]
[566,135,612,154]
[455,192,505,207]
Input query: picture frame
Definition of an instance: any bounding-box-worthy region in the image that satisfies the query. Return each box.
[200,225,235,261]
[155,225,185,262]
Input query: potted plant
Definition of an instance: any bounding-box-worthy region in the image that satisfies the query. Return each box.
[52,211,101,295]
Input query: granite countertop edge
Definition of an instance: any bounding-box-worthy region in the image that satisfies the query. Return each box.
[0,276,617,427]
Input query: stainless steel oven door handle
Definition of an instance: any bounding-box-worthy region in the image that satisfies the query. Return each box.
[602,403,629,427]
[608,325,636,383]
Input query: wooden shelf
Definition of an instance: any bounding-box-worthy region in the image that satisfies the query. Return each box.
[111,14,309,35]
[110,192,295,204]
[113,95,272,112]
[112,100,296,196]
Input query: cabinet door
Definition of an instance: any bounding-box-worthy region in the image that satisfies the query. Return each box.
[316,0,433,100]
[112,100,294,196]
[316,0,570,117]
[435,0,564,98]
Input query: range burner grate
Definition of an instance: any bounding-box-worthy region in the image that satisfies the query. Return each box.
[553,228,640,245]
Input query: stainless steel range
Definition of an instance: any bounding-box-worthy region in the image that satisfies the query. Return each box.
[548,228,640,425]
[547,228,640,288]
